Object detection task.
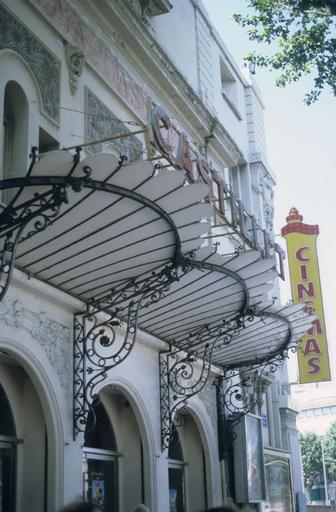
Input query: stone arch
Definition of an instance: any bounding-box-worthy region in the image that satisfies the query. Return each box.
[183,397,222,509]
[97,375,158,512]
[0,335,66,512]
[0,49,44,175]
[0,49,44,112]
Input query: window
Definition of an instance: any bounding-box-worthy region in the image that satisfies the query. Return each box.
[38,128,59,154]
[220,59,241,120]
[84,402,119,511]
[2,81,29,203]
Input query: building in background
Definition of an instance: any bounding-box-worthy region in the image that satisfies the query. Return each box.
[294,383,336,436]
[0,1,312,511]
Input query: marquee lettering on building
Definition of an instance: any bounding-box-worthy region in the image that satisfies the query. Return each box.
[282,208,331,383]
[149,104,286,277]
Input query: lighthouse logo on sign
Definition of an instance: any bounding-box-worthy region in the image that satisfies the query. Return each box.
[281,208,330,383]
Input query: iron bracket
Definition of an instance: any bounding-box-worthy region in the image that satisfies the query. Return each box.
[159,313,243,451]
[73,264,180,438]
[216,341,300,458]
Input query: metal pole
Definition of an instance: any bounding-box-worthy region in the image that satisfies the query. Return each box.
[62,128,147,151]
[321,437,330,505]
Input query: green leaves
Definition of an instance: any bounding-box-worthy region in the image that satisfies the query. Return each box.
[235,0,336,103]
[299,431,323,488]
[299,421,336,493]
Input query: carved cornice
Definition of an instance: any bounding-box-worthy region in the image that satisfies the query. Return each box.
[26,0,244,164]
[84,0,244,165]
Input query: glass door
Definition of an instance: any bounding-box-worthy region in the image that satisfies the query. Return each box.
[0,442,15,512]
[168,464,185,512]
[83,452,118,512]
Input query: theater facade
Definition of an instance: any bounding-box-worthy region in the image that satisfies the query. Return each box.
[0,1,311,511]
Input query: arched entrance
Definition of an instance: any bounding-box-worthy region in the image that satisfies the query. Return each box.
[83,401,119,510]
[168,425,186,512]
[84,387,151,512]
[0,384,16,512]
[0,339,64,512]
[169,413,208,512]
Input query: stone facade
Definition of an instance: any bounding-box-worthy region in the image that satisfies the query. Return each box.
[0,1,301,511]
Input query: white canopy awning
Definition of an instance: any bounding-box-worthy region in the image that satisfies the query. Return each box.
[0,151,313,370]
[212,303,314,369]
[6,151,210,298]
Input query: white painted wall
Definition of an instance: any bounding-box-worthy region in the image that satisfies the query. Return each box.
[0,0,295,510]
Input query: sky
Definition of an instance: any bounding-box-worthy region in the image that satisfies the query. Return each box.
[202,0,336,383]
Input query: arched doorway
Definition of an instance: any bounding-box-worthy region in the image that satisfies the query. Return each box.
[83,401,119,511]
[84,389,148,512]
[0,384,16,512]
[169,413,208,512]
[0,347,62,512]
[168,425,186,512]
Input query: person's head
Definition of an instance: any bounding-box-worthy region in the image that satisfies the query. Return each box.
[133,505,150,512]
[59,502,102,512]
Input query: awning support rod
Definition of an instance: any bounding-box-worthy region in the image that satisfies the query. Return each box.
[62,128,147,151]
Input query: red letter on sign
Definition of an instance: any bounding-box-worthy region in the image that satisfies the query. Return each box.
[297,282,315,300]
[307,319,323,336]
[175,133,196,181]
[300,265,308,280]
[296,246,310,261]
[211,168,227,216]
[151,105,172,156]
[196,156,213,196]
[303,338,321,355]
[307,357,320,374]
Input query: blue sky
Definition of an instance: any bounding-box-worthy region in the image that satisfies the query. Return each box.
[203,0,336,381]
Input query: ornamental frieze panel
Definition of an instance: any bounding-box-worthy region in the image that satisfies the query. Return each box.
[28,0,148,123]
[0,2,60,122]
[0,296,72,392]
[86,89,143,160]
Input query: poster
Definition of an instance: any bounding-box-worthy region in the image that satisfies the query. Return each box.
[169,489,177,512]
[91,472,105,506]
[262,450,294,512]
[234,414,266,503]
[246,415,266,502]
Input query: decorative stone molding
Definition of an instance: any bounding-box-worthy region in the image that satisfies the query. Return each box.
[28,0,148,123]
[0,2,60,122]
[85,88,143,160]
[27,0,243,164]
[126,0,173,27]
[113,0,243,165]
[0,297,72,391]
[198,380,217,432]
[65,42,85,94]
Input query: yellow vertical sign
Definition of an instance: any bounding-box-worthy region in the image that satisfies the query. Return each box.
[281,208,330,383]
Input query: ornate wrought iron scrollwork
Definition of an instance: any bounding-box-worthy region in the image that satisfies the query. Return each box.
[159,314,244,450]
[159,295,247,450]
[73,264,180,438]
[216,341,301,457]
[0,148,91,303]
[0,183,72,301]
[160,346,214,450]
